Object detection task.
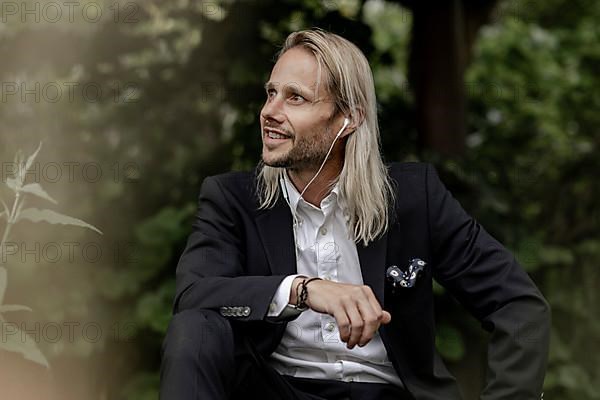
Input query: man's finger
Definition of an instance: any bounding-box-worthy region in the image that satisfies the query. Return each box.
[344,301,364,349]
[356,298,380,347]
[333,308,352,343]
[365,290,385,322]
[381,310,392,324]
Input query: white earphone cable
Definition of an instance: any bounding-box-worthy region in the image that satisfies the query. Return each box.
[280,117,350,260]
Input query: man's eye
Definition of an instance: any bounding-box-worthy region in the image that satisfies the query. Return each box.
[266,89,276,97]
[290,93,305,102]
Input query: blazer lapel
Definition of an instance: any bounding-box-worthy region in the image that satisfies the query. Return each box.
[254,196,298,277]
[357,234,388,306]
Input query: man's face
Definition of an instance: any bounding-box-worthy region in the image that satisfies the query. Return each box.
[260,47,342,170]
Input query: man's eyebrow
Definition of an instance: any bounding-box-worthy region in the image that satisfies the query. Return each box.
[263,81,313,95]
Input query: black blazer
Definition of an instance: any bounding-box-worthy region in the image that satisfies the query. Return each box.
[172,162,550,400]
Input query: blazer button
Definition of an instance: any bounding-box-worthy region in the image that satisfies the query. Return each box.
[242,307,251,316]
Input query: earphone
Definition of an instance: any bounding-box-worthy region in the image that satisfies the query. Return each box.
[339,117,350,136]
[300,116,349,191]
[280,116,351,259]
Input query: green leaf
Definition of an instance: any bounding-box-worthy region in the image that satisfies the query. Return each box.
[13,150,24,178]
[20,183,58,205]
[16,208,103,235]
[0,304,33,313]
[12,149,25,189]
[0,197,10,219]
[5,177,19,192]
[0,325,49,368]
[25,142,42,172]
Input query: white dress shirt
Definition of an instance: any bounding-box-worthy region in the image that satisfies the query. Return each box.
[265,170,404,388]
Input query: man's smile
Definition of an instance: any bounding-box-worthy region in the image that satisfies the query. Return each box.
[264,127,293,146]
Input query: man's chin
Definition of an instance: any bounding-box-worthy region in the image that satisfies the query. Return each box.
[261,155,290,169]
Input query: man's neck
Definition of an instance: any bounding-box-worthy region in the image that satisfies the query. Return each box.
[287,159,342,208]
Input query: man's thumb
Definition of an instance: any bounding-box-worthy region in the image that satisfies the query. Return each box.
[381,310,392,324]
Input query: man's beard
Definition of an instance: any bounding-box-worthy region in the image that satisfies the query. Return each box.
[263,127,334,171]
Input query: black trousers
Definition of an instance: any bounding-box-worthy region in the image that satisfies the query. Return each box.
[160,309,414,400]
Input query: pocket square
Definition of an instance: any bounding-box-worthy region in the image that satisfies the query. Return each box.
[386,258,427,292]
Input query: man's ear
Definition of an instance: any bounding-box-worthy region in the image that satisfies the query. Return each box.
[342,107,365,137]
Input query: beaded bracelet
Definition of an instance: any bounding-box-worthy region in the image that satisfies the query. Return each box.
[295,277,322,310]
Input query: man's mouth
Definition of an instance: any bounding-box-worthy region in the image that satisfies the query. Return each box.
[264,128,292,142]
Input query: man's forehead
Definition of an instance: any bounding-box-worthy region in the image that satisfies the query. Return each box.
[266,47,328,97]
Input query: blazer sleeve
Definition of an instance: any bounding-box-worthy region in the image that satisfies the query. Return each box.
[425,164,551,400]
[172,176,290,321]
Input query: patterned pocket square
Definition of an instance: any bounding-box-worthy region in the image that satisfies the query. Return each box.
[386,258,427,292]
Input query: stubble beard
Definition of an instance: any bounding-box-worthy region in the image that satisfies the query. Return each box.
[263,127,334,172]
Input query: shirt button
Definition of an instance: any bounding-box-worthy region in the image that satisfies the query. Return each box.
[320,227,327,235]
[325,322,335,332]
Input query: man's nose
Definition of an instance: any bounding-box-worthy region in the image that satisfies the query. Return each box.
[261,95,284,124]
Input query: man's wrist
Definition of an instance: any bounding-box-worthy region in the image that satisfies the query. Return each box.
[289,276,308,305]
[294,276,323,310]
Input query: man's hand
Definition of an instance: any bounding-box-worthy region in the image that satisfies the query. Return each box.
[290,277,392,349]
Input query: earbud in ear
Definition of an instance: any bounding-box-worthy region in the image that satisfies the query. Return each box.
[335,117,351,138]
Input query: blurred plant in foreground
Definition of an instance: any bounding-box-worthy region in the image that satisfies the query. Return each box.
[0,142,102,368]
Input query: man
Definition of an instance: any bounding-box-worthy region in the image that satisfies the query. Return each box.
[160,28,550,400]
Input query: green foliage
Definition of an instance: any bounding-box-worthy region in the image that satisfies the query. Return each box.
[135,280,176,334]
[454,3,600,398]
[121,372,160,400]
[435,324,466,362]
[111,204,194,398]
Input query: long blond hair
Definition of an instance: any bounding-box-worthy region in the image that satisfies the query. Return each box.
[256,28,397,247]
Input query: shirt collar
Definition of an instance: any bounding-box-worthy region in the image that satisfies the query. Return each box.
[281,169,343,215]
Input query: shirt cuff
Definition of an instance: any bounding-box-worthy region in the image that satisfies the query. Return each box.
[267,274,307,317]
